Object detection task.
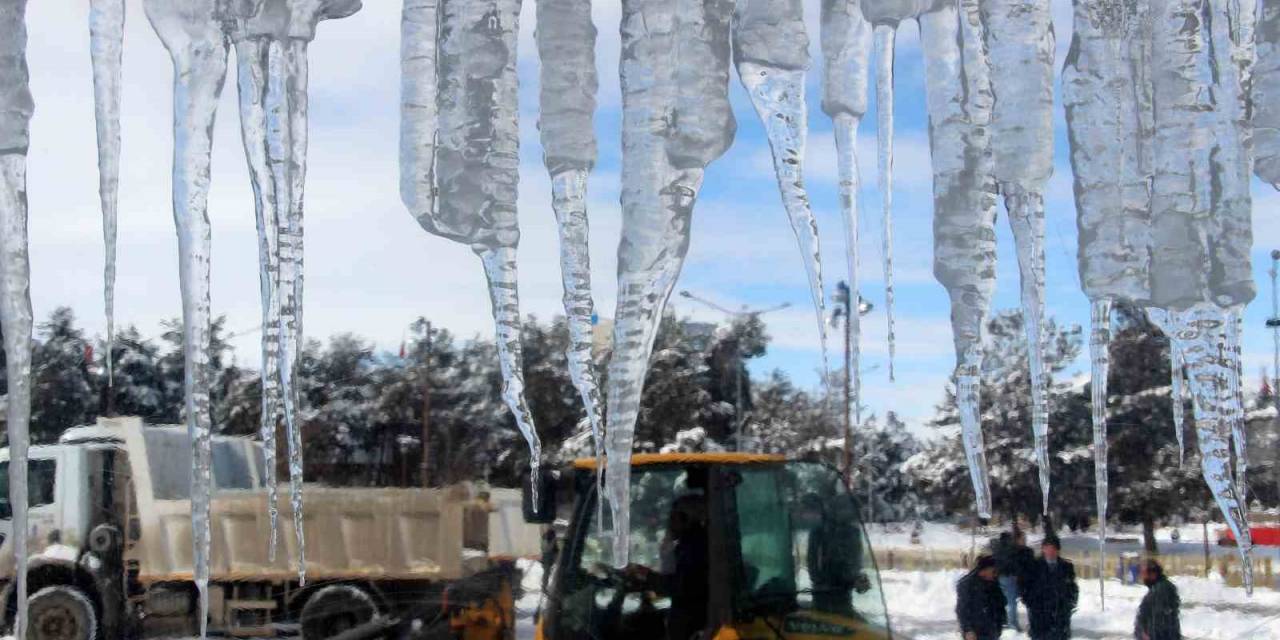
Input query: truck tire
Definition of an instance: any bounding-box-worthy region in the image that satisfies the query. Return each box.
[299,585,378,640]
[26,585,97,640]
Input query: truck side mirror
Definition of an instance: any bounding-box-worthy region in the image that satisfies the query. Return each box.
[522,466,556,524]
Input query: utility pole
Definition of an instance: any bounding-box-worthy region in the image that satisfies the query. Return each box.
[678,291,791,451]
[1269,251,1280,505]
[830,282,873,481]
[420,321,433,488]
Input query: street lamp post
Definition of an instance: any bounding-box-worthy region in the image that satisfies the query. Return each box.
[831,282,873,482]
[1269,251,1280,504]
[678,290,791,451]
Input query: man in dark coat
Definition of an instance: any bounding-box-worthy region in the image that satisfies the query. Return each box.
[1021,534,1078,640]
[1134,559,1181,640]
[957,554,1006,640]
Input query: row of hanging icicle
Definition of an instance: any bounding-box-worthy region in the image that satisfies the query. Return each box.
[0,0,1271,634]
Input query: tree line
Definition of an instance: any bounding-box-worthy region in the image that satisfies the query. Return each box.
[0,304,1274,544]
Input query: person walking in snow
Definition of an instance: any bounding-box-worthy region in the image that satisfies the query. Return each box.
[992,528,1033,631]
[1134,559,1181,640]
[1021,534,1078,640]
[957,554,1006,640]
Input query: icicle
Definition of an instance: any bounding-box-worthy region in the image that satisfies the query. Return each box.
[1224,309,1247,502]
[142,1,230,632]
[477,245,543,489]
[1164,304,1253,594]
[604,0,734,566]
[874,24,896,382]
[89,0,124,388]
[0,3,34,634]
[1254,0,1280,186]
[979,0,1055,513]
[820,0,871,443]
[232,32,284,562]
[1089,298,1112,606]
[1152,307,1188,465]
[401,0,543,500]
[919,0,997,518]
[1172,343,1185,464]
[732,0,829,379]
[273,37,309,584]
[226,0,360,578]
[535,0,605,532]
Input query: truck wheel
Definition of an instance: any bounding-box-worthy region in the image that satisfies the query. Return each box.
[300,585,377,640]
[26,586,97,640]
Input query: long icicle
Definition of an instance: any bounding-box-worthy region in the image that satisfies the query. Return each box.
[89,0,124,389]
[434,0,543,498]
[1007,186,1050,513]
[0,4,34,634]
[1089,298,1112,607]
[874,23,896,382]
[535,0,604,533]
[1172,337,1185,465]
[980,0,1055,513]
[142,1,229,632]
[1166,304,1253,594]
[733,0,829,382]
[820,0,871,457]
[273,37,310,583]
[232,35,283,561]
[921,0,998,518]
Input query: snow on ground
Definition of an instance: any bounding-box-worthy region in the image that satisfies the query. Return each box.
[883,569,1280,640]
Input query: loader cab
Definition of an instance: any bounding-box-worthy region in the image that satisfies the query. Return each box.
[538,454,892,640]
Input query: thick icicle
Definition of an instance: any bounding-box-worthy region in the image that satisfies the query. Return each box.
[606,0,735,566]
[873,24,896,382]
[143,1,229,632]
[979,0,1054,513]
[1255,0,1280,186]
[227,0,361,579]
[1089,298,1112,604]
[0,2,33,634]
[404,0,543,496]
[732,0,829,376]
[1164,304,1253,593]
[919,0,997,518]
[820,0,871,437]
[1147,0,1255,590]
[232,35,284,561]
[535,0,605,528]
[89,0,125,387]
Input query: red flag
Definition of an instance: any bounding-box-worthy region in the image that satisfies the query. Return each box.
[84,344,94,366]
[399,341,406,359]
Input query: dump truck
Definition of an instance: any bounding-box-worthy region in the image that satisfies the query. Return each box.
[0,416,529,640]
[526,453,894,640]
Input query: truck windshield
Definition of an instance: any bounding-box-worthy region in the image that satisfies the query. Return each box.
[732,462,890,631]
[145,429,265,500]
[0,458,58,518]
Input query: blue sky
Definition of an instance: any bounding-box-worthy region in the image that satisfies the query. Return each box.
[18,0,1280,433]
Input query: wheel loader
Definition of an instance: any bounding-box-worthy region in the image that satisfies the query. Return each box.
[525,453,894,640]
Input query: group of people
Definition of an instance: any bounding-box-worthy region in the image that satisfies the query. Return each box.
[956,529,1182,639]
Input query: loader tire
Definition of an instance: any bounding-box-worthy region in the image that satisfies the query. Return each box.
[300,585,377,640]
[26,585,97,640]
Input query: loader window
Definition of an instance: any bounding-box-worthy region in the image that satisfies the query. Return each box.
[0,459,58,518]
[560,467,707,640]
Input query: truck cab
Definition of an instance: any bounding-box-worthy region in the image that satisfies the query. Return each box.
[534,453,893,640]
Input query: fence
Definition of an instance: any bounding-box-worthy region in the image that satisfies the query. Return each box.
[873,546,1280,592]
